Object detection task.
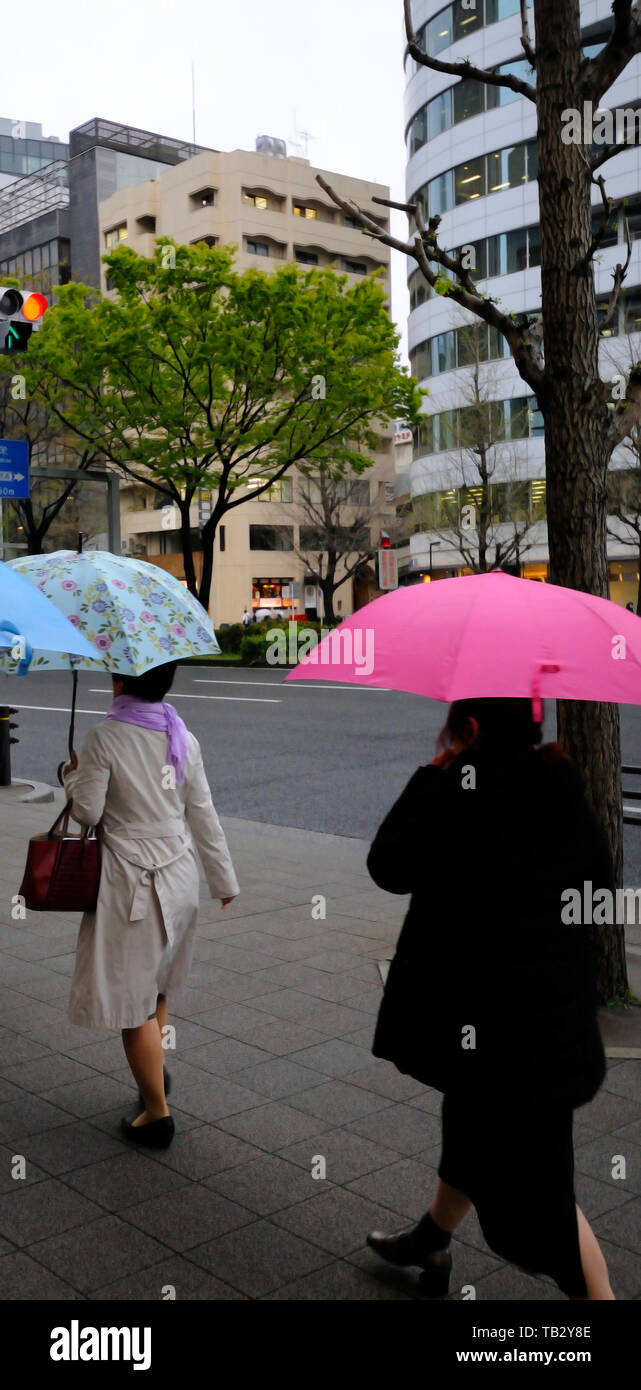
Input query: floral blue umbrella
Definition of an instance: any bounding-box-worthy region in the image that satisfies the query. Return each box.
[3,550,220,674]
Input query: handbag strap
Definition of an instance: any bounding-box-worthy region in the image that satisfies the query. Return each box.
[48,800,99,841]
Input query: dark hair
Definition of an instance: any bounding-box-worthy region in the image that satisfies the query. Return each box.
[116,660,177,703]
[439,697,543,755]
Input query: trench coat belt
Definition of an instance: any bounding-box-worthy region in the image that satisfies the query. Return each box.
[101,823,190,928]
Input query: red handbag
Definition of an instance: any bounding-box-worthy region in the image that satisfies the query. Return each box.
[19,801,102,912]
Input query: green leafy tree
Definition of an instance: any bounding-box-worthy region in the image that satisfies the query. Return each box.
[27,240,421,611]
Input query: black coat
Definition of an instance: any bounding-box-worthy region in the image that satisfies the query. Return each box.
[367,747,611,1107]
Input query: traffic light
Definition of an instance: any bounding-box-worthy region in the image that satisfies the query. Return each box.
[0,287,48,352]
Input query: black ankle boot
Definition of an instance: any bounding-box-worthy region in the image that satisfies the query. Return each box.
[367,1212,452,1272]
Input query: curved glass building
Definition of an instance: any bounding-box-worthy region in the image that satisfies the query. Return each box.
[402,0,641,605]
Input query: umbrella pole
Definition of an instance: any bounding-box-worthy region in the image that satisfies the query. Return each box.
[57,668,78,787]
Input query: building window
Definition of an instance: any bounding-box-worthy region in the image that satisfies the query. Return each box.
[624,292,641,334]
[624,197,641,240]
[190,187,216,209]
[247,240,269,257]
[105,223,128,249]
[219,525,226,552]
[294,203,318,219]
[136,215,156,233]
[344,258,367,275]
[191,235,218,247]
[455,155,486,204]
[248,522,293,550]
[246,476,293,502]
[249,525,294,550]
[416,138,538,220]
[244,193,268,210]
[295,248,319,265]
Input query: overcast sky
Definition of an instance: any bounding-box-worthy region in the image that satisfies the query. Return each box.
[4,0,410,358]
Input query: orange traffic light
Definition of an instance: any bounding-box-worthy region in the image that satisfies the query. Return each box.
[22,294,48,321]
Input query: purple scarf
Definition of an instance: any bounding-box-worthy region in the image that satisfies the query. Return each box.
[105,695,189,785]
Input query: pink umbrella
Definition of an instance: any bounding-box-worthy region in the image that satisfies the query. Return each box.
[285,572,641,716]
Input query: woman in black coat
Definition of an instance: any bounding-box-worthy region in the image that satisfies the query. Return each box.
[365,697,615,1300]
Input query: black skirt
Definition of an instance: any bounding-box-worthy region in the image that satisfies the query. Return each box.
[438,1092,587,1298]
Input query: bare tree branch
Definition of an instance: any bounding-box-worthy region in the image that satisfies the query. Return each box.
[402,0,536,100]
[520,0,537,68]
[315,174,547,398]
[582,0,641,103]
[608,366,641,446]
[599,212,632,335]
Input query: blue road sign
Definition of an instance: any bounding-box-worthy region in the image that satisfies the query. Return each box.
[0,439,29,498]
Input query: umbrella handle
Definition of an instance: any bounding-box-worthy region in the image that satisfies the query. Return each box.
[57,669,78,786]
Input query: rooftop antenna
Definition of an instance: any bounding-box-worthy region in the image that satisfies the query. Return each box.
[191,61,196,145]
[290,108,318,160]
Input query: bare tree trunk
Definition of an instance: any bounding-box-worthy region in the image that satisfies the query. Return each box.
[535,0,627,999]
[179,503,198,601]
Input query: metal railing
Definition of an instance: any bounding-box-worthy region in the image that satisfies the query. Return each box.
[0,160,69,235]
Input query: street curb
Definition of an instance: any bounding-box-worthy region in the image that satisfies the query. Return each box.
[0,778,55,804]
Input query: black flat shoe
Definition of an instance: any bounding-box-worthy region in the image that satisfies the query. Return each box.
[138,1066,171,1111]
[121,1115,175,1149]
[367,1213,451,1271]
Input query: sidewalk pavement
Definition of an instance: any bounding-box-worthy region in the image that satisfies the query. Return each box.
[0,799,640,1302]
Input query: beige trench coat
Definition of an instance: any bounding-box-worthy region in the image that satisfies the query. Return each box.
[64,719,239,1029]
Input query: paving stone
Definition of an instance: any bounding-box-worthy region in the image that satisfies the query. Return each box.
[287,1079,391,1126]
[345,1063,427,1101]
[271,1185,410,1257]
[286,1039,374,1078]
[123,1182,255,1251]
[215,1101,330,1152]
[405,1087,444,1116]
[597,1236,641,1298]
[346,1157,441,1222]
[0,1142,48,1192]
[187,1002,281,1041]
[0,1250,84,1300]
[233,1058,327,1100]
[264,1257,417,1300]
[179,1038,274,1076]
[0,1034,51,1066]
[64,1151,191,1212]
[601,1059,641,1102]
[346,1104,443,1156]
[471,1265,561,1301]
[187,1218,332,1297]
[187,968,279,1003]
[0,1054,99,1095]
[88,1255,228,1300]
[574,1170,634,1220]
[39,1075,134,1119]
[593,1196,641,1254]
[238,1020,329,1056]
[167,1073,265,1124]
[573,1087,641,1143]
[139,1125,263,1181]
[28,1213,169,1293]
[277,1129,402,1184]
[574,1133,641,1195]
[205,1154,326,1215]
[249,964,368,1004]
[245,990,372,1037]
[175,1275,248,1299]
[0,1094,74,1141]
[0,1176,104,1247]
[11,1120,125,1176]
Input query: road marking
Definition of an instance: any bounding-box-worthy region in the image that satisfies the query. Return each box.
[13,704,109,715]
[88,688,280,704]
[192,678,390,692]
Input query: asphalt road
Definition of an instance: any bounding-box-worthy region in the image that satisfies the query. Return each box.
[5,665,641,877]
